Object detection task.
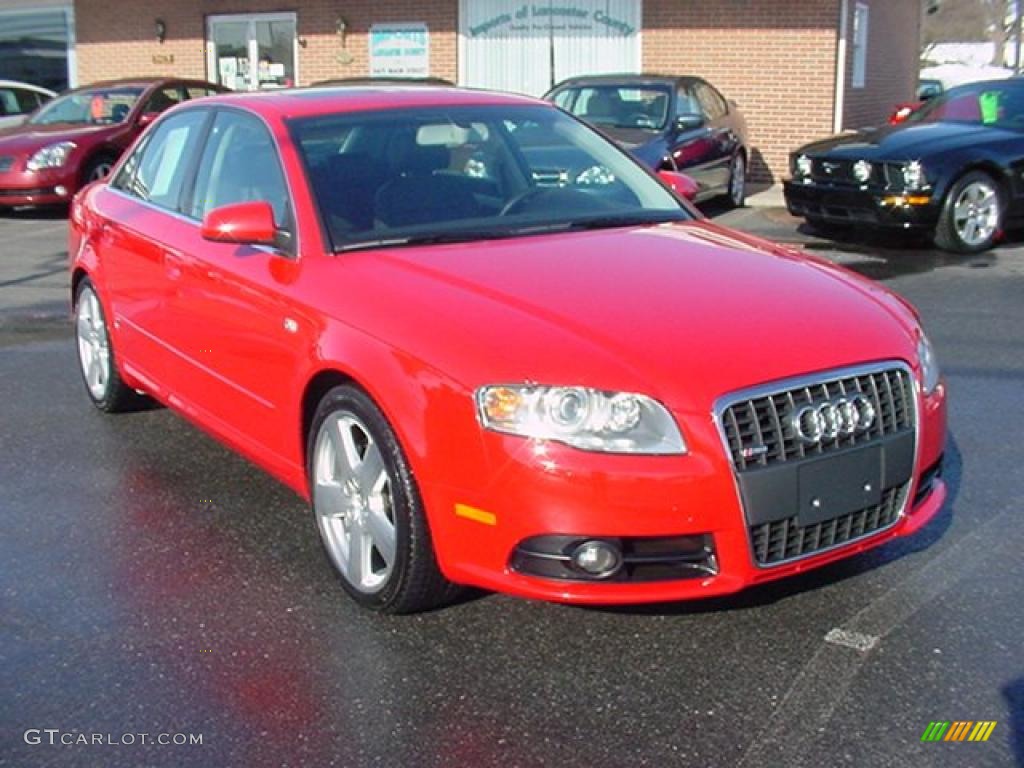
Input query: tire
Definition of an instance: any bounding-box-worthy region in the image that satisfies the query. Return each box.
[307,384,457,613]
[726,152,746,208]
[74,279,139,412]
[81,154,117,185]
[933,170,1002,254]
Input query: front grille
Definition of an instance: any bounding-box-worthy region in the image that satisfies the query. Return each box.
[0,156,13,172]
[721,367,914,471]
[749,483,909,565]
[0,187,51,199]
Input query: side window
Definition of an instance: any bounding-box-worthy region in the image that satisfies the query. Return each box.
[695,83,728,120]
[675,86,700,117]
[15,89,42,113]
[0,89,14,116]
[114,110,208,210]
[186,87,221,100]
[141,86,185,116]
[189,111,292,232]
[110,135,150,192]
[551,90,573,110]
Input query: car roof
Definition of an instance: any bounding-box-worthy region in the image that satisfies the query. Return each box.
[311,77,455,87]
[181,85,542,119]
[549,73,703,89]
[0,79,56,95]
[67,77,223,93]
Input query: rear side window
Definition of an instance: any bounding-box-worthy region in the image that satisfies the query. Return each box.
[188,110,291,229]
[112,110,209,210]
[695,83,728,120]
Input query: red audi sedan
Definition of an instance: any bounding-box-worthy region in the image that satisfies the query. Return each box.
[0,78,225,209]
[69,87,948,613]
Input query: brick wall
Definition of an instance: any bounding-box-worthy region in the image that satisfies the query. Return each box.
[75,0,458,88]
[842,0,920,130]
[643,0,842,183]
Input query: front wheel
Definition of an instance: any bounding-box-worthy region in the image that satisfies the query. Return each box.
[308,385,456,613]
[726,153,746,208]
[934,171,1002,253]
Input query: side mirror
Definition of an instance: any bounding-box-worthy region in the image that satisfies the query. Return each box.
[201,201,279,247]
[137,112,159,128]
[675,114,705,132]
[657,170,699,201]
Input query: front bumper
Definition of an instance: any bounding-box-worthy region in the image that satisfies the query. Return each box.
[423,373,948,605]
[784,178,941,230]
[0,167,77,207]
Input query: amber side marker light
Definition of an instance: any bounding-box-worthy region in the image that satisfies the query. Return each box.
[455,504,497,526]
[882,194,931,207]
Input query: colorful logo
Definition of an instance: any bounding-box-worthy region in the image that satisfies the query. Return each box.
[921,721,997,742]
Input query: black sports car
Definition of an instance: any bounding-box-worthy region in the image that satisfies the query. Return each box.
[544,74,749,206]
[784,78,1024,253]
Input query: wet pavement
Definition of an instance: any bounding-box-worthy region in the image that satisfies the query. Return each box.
[2,208,1023,767]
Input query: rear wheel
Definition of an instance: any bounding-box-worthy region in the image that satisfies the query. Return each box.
[74,279,138,412]
[934,171,1002,253]
[308,385,457,613]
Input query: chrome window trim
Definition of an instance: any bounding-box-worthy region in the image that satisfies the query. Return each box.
[711,359,920,569]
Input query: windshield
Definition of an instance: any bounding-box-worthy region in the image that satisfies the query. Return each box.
[29,87,143,126]
[291,104,688,251]
[906,81,1024,129]
[554,85,671,131]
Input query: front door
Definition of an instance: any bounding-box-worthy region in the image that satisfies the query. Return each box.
[207,13,297,91]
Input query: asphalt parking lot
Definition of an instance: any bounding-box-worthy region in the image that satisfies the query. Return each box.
[2,203,1022,768]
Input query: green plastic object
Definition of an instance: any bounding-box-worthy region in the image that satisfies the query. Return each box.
[979,91,1000,124]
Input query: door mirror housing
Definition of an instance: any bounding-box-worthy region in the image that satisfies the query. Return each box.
[201,201,280,247]
[675,113,705,132]
[657,170,699,201]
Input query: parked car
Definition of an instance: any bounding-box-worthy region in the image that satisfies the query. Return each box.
[544,74,749,206]
[0,80,56,130]
[0,78,226,209]
[70,87,946,613]
[785,78,1024,253]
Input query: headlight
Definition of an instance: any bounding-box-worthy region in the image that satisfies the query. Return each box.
[902,160,925,189]
[575,165,616,186]
[475,384,686,454]
[795,154,813,177]
[917,333,940,394]
[26,141,77,172]
[852,159,872,183]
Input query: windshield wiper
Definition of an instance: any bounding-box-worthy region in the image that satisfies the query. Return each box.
[562,214,686,231]
[336,228,525,252]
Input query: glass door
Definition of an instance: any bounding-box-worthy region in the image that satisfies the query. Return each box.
[207,13,297,91]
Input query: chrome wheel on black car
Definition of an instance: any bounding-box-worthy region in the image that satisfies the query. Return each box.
[727,153,746,208]
[934,171,1002,254]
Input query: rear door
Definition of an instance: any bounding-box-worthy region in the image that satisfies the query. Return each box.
[693,81,739,191]
[98,108,212,394]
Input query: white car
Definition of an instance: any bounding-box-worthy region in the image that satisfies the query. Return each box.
[0,80,56,130]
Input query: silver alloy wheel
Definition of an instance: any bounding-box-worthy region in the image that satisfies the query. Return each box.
[313,412,397,594]
[953,180,999,247]
[75,286,111,401]
[88,162,113,182]
[730,154,746,206]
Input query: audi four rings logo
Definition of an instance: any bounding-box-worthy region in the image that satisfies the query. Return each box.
[792,394,876,444]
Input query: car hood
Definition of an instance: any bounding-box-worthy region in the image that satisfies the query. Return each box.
[0,122,116,156]
[799,121,1007,161]
[341,221,919,415]
[596,125,664,149]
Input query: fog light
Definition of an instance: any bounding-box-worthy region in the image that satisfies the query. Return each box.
[55,185,68,197]
[571,540,622,578]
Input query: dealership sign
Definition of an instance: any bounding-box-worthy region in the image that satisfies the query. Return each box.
[469,4,636,37]
[369,23,429,77]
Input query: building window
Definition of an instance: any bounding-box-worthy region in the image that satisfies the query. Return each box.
[0,7,75,92]
[852,3,869,89]
[206,13,297,91]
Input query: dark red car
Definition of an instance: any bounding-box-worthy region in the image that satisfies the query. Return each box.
[69,87,947,613]
[0,78,225,209]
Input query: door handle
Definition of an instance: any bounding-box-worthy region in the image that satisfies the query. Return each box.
[163,249,186,280]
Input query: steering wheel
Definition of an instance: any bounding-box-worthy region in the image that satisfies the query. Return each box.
[500,187,548,216]
[627,112,655,128]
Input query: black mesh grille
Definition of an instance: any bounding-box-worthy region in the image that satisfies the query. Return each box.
[749,484,908,565]
[721,367,914,471]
